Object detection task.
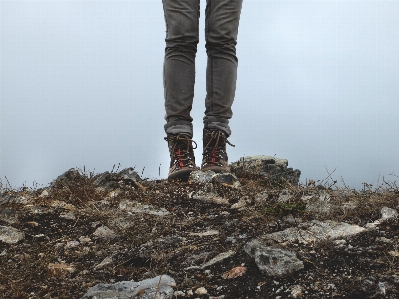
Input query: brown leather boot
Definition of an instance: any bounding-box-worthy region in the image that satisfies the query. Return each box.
[165,134,197,179]
[201,129,235,173]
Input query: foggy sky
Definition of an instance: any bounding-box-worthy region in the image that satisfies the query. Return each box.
[1,0,399,190]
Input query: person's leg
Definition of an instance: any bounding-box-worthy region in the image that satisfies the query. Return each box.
[163,0,200,138]
[203,0,243,137]
[201,0,243,172]
[162,0,200,179]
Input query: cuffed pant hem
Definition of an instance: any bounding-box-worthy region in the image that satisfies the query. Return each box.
[203,116,231,137]
[164,121,193,138]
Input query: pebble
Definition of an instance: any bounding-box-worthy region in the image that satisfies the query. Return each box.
[290,285,303,298]
[189,230,219,237]
[381,207,398,219]
[92,226,117,240]
[195,287,207,295]
[230,199,247,210]
[47,263,76,277]
[222,266,247,279]
[94,256,113,270]
[65,241,80,249]
[174,291,185,296]
[40,190,49,197]
[201,251,235,269]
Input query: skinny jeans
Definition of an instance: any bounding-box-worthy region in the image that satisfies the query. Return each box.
[163,0,243,137]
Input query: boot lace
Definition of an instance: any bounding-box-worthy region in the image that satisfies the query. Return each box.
[164,135,197,169]
[202,130,235,166]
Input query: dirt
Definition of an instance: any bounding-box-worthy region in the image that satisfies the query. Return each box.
[1,169,399,299]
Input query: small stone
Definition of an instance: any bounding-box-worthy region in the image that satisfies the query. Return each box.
[376,237,392,243]
[60,211,76,220]
[55,242,64,249]
[195,287,207,295]
[40,190,49,197]
[189,230,219,237]
[290,285,303,298]
[222,266,247,279]
[174,291,185,296]
[118,167,142,182]
[212,173,240,188]
[254,191,269,203]
[94,256,113,270]
[189,170,216,184]
[334,239,347,245]
[47,263,76,277]
[381,207,398,219]
[92,226,117,240]
[79,236,92,244]
[230,199,247,209]
[119,200,170,216]
[201,251,235,269]
[192,191,229,205]
[187,290,194,296]
[0,225,24,244]
[65,241,80,249]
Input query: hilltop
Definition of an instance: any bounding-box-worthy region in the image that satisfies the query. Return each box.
[1,156,398,298]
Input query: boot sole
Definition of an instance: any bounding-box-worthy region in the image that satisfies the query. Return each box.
[168,168,195,180]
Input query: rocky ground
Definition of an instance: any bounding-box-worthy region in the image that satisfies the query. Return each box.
[1,156,399,299]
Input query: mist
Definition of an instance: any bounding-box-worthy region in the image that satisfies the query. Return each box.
[1,0,398,190]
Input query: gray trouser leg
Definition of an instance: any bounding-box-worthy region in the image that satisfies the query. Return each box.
[163,0,243,138]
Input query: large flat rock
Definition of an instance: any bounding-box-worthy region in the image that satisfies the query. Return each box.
[265,220,366,244]
[81,275,175,299]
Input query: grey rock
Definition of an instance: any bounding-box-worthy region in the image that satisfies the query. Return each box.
[192,191,229,205]
[290,285,304,298]
[94,171,113,187]
[60,211,76,220]
[277,189,294,203]
[93,226,117,240]
[305,192,332,214]
[254,191,269,203]
[265,220,366,244]
[119,200,170,216]
[0,208,18,224]
[189,170,216,184]
[189,171,240,188]
[230,155,301,185]
[0,225,25,244]
[65,240,80,249]
[118,168,141,182]
[201,250,235,269]
[381,207,398,219]
[212,173,240,188]
[81,275,176,299]
[244,240,304,276]
[109,217,134,229]
[50,168,81,187]
[94,256,113,270]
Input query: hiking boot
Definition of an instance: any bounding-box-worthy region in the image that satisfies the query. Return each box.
[164,134,197,179]
[201,129,235,173]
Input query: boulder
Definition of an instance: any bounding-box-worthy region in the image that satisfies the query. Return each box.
[230,155,301,185]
